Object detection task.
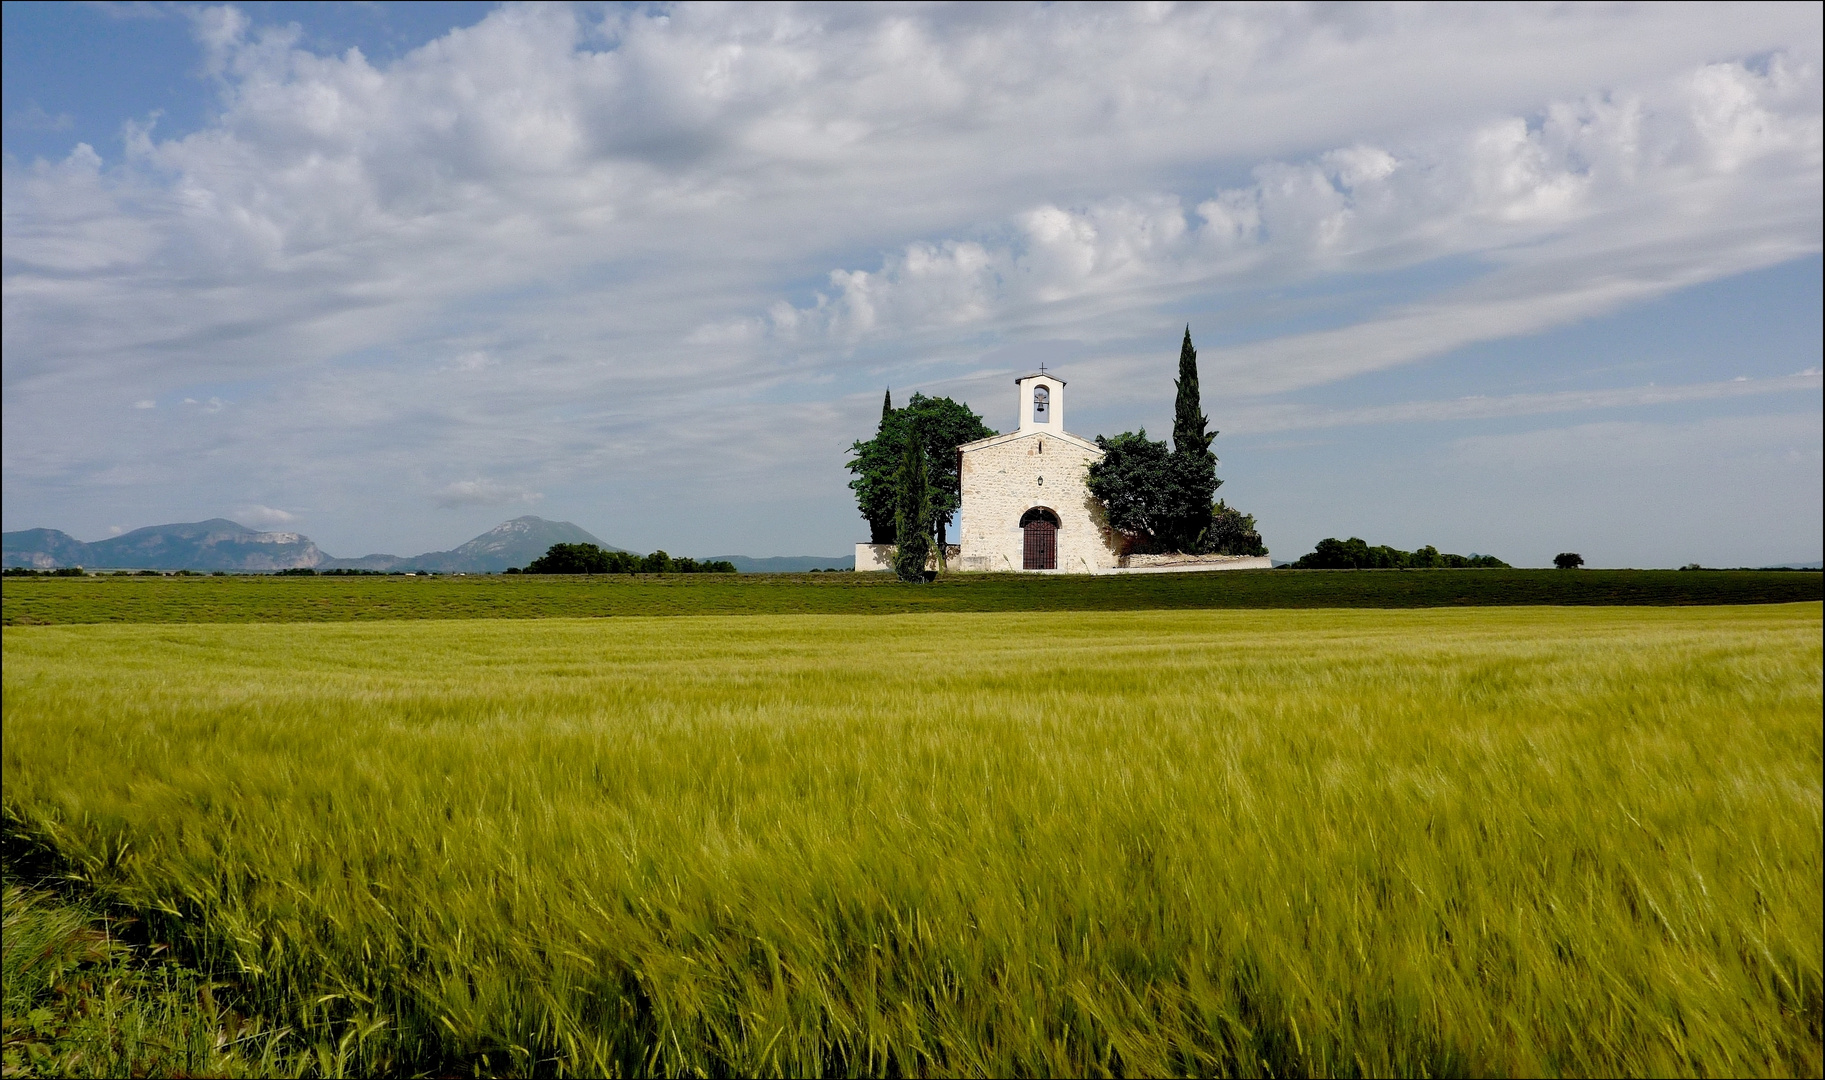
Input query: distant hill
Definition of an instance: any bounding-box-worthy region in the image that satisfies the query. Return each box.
[2,528,90,569]
[5,515,850,574]
[323,516,618,573]
[708,555,853,573]
[4,519,328,571]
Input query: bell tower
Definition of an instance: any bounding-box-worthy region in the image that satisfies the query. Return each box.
[1014,370,1065,434]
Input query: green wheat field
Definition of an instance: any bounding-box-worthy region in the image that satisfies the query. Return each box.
[4,602,1822,1076]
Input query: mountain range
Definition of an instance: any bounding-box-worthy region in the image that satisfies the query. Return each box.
[4,519,332,573]
[2,516,850,574]
[323,517,612,573]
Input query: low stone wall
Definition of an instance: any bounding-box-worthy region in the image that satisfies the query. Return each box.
[1114,553,1273,574]
[854,543,961,572]
[855,544,1267,575]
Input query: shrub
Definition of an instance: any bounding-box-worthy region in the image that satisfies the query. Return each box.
[1206,500,1267,556]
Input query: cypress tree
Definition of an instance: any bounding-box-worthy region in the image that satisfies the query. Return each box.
[1169,326,1220,552]
[892,429,933,582]
[1172,326,1215,460]
[876,387,897,546]
[898,392,994,572]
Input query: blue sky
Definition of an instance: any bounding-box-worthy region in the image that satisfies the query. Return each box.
[4,2,1820,566]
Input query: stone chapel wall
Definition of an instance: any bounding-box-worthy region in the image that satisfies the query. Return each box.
[957,434,1121,573]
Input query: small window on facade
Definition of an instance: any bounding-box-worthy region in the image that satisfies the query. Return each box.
[1033,385,1050,423]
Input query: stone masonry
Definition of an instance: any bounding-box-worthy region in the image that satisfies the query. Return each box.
[955,373,1123,573]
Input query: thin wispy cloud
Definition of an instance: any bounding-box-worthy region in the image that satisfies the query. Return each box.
[4,102,74,132]
[1226,371,1824,436]
[435,480,544,510]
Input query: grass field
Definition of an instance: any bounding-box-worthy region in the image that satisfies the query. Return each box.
[3,567,1820,625]
[2,879,304,1078]
[3,604,1819,1077]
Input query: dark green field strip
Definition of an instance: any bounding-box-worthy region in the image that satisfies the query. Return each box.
[3,569,1819,624]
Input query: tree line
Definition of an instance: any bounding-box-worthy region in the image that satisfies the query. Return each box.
[511,543,736,575]
[1284,537,1509,569]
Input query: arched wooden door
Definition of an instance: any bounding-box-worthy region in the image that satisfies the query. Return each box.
[1020,507,1060,570]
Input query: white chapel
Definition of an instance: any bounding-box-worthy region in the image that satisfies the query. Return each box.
[952,372,1122,573]
[854,368,1272,574]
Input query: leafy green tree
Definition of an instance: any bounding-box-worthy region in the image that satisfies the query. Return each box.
[1085,430,1180,552]
[849,389,901,543]
[1207,500,1267,556]
[527,543,612,574]
[526,544,736,575]
[1554,552,1584,569]
[892,433,932,582]
[848,391,994,556]
[899,393,995,567]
